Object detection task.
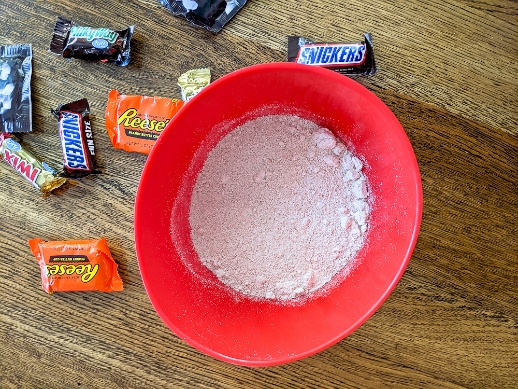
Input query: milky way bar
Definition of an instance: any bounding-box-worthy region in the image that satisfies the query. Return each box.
[50,17,134,66]
[288,33,376,76]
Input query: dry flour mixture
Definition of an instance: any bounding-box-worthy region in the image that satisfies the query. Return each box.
[189,115,371,301]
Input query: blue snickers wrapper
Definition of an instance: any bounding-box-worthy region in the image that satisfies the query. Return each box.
[288,33,376,76]
[52,98,100,178]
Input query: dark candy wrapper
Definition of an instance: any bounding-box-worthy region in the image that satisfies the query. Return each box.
[50,17,134,66]
[52,98,99,178]
[288,33,377,76]
[0,44,32,133]
[159,0,247,32]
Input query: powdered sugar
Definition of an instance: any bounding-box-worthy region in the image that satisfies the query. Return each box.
[188,115,371,301]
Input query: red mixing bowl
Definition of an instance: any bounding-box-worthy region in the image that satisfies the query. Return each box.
[134,63,422,366]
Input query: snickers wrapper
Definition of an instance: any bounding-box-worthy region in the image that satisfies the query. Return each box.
[52,98,99,178]
[288,33,376,76]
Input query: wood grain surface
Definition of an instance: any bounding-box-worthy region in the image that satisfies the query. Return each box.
[1,1,517,388]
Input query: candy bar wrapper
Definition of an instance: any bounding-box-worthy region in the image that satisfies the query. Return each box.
[0,44,32,132]
[287,33,377,76]
[159,0,247,33]
[178,68,211,101]
[105,90,184,154]
[28,238,124,294]
[50,17,134,66]
[0,133,66,196]
[52,98,99,178]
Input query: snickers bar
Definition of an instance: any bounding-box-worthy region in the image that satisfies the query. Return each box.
[52,98,99,178]
[288,33,376,76]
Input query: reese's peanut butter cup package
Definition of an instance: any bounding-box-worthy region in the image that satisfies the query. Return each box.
[28,238,124,294]
[105,90,184,154]
[0,133,66,196]
[159,0,247,32]
[0,44,32,132]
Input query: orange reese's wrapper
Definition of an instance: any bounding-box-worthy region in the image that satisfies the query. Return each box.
[105,89,184,154]
[28,238,123,294]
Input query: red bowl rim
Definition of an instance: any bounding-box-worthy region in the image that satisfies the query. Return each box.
[135,62,423,366]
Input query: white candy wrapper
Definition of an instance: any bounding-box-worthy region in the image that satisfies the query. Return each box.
[0,44,32,133]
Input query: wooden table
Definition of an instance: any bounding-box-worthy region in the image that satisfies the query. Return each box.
[1,1,516,388]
